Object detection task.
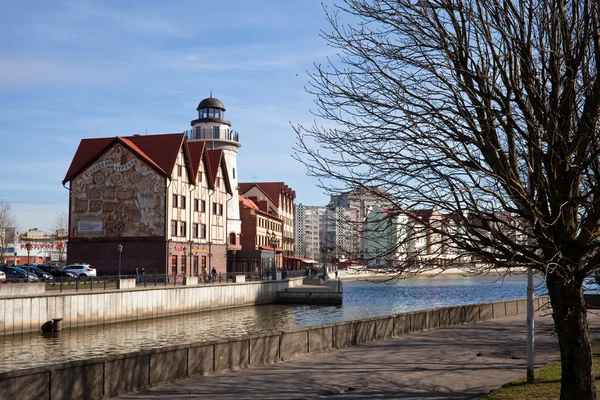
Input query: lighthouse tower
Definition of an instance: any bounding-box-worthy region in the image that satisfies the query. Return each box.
[188,95,242,244]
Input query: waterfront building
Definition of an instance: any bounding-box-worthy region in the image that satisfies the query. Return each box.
[238,182,296,257]
[63,118,233,275]
[229,195,283,274]
[294,204,326,260]
[321,206,360,265]
[364,205,466,268]
[186,95,242,253]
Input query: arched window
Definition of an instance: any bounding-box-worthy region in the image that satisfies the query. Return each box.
[229,232,236,245]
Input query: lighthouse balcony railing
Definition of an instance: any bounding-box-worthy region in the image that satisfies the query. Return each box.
[185,128,239,143]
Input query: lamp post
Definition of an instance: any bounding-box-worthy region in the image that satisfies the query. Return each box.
[117,243,123,279]
[269,231,278,280]
[25,242,32,282]
[13,252,17,267]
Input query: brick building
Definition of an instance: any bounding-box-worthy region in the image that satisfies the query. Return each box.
[63,131,233,276]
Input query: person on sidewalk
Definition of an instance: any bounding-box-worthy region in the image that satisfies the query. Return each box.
[211,267,217,283]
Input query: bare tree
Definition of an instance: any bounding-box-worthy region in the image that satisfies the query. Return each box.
[52,212,68,265]
[0,200,16,264]
[295,0,600,398]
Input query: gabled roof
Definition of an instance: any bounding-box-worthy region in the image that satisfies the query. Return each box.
[239,195,282,220]
[187,141,208,182]
[63,133,189,184]
[206,149,232,195]
[238,182,296,207]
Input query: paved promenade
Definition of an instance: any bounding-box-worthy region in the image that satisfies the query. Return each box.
[116,310,600,400]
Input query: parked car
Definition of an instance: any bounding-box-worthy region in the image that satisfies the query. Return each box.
[0,266,39,282]
[37,264,77,278]
[20,265,54,281]
[64,264,97,277]
[0,270,5,283]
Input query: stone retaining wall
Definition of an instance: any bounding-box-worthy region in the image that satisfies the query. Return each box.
[0,295,551,400]
[0,278,304,337]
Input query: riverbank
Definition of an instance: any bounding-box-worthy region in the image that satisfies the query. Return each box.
[334,267,525,281]
[113,305,595,400]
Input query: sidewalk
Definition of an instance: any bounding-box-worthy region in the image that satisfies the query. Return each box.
[115,310,600,400]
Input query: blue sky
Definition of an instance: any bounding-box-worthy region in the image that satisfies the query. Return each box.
[1,0,336,231]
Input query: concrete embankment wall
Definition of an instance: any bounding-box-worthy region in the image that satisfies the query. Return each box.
[0,278,304,337]
[0,295,551,400]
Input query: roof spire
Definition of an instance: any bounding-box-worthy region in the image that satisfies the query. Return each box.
[210,89,213,98]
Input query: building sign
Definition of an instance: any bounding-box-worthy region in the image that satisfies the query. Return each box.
[114,159,137,172]
[83,160,113,179]
[20,243,63,250]
[78,221,103,233]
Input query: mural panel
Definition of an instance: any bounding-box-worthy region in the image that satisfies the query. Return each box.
[70,144,166,238]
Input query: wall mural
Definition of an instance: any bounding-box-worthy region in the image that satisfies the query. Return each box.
[71,144,166,238]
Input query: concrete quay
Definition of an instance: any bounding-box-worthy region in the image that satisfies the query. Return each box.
[115,309,600,400]
[276,278,343,305]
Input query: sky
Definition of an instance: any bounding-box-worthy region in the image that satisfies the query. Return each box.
[0,0,339,232]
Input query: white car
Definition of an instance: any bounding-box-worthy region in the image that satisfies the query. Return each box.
[64,264,97,277]
[0,270,5,282]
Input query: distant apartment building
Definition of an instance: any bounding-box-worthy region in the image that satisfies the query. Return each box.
[294,204,326,260]
[364,205,467,268]
[238,182,296,256]
[322,206,360,264]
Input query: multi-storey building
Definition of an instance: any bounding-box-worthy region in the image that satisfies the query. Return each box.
[321,206,360,264]
[238,182,295,256]
[63,99,235,275]
[231,195,283,274]
[294,204,326,260]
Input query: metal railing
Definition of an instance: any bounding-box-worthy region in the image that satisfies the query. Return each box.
[37,269,306,292]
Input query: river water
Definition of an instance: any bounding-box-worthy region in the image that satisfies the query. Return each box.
[0,274,555,373]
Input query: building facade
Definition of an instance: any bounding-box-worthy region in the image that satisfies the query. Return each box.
[63,108,233,275]
[238,182,296,256]
[294,204,326,260]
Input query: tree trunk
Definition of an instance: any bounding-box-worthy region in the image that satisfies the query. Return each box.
[546,274,596,400]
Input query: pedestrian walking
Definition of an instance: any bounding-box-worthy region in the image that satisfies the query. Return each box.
[135,268,139,284]
[141,268,146,285]
[211,267,217,283]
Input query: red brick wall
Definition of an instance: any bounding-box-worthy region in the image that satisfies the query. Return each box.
[67,239,166,275]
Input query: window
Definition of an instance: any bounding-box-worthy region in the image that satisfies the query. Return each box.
[171,220,177,236]
[193,256,199,276]
[172,194,178,207]
[215,177,220,188]
[219,204,223,215]
[232,168,235,179]
[181,255,187,274]
[194,199,199,212]
[215,109,220,119]
[180,221,186,237]
[201,200,206,213]
[181,196,186,209]
[229,233,236,245]
[171,255,178,274]
[200,224,207,239]
[177,165,182,177]
[201,256,206,270]
[212,126,219,139]
[193,223,198,238]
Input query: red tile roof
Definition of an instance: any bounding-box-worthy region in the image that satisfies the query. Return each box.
[239,195,282,219]
[63,133,188,184]
[238,182,296,207]
[206,149,232,194]
[187,141,207,182]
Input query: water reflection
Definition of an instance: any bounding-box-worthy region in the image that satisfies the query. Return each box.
[0,274,552,373]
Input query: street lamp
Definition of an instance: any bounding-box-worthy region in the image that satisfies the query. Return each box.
[117,243,123,279]
[269,231,279,280]
[25,242,32,282]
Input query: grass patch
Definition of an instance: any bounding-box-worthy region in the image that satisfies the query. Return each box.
[479,341,600,399]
